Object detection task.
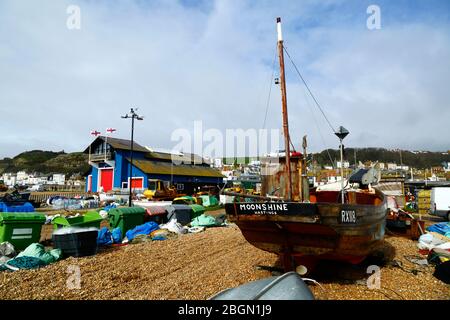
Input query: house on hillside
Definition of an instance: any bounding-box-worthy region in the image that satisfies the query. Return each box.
[83,136,224,194]
[336,161,350,168]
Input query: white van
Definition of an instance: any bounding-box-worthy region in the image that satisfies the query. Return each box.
[430,187,450,221]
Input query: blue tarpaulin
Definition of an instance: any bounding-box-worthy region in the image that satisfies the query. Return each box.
[98,227,123,245]
[97,227,113,246]
[426,222,450,237]
[111,227,122,243]
[103,204,117,212]
[125,222,159,242]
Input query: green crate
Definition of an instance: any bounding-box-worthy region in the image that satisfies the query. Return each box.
[198,195,219,207]
[52,211,103,230]
[189,204,205,220]
[108,207,146,236]
[0,212,46,250]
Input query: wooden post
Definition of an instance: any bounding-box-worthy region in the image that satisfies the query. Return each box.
[277,17,292,201]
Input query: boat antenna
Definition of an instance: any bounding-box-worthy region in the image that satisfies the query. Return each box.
[276,17,292,201]
[335,126,349,204]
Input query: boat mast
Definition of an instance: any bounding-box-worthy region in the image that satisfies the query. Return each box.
[276,17,292,201]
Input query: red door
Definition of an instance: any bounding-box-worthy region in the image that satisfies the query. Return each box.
[100,169,113,192]
[130,177,143,189]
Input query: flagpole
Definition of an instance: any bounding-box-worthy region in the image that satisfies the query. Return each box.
[105,128,116,161]
[105,134,108,162]
[90,130,101,162]
[89,130,101,193]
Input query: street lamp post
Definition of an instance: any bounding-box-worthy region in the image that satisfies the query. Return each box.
[122,108,144,207]
[335,126,349,204]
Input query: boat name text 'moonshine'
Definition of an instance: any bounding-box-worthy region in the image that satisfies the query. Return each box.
[238,203,289,215]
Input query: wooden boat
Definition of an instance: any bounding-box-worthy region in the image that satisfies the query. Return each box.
[223,18,388,273]
[98,191,129,203]
[225,187,387,271]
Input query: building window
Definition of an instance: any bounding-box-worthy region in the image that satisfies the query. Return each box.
[148,180,157,190]
[176,183,184,191]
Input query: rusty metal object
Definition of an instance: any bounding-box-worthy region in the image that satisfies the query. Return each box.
[386,209,425,240]
[261,155,303,201]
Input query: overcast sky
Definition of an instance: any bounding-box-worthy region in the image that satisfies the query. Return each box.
[1,0,449,158]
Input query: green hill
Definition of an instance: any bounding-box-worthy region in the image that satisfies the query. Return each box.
[0,147,448,178]
[0,150,89,177]
[221,148,449,169]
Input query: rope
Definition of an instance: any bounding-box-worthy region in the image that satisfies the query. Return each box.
[283,45,336,133]
[355,281,405,300]
[296,79,335,169]
[302,277,329,300]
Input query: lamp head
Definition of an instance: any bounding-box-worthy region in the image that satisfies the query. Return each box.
[334,126,349,140]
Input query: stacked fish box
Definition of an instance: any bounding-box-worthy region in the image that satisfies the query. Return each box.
[417,190,431,215]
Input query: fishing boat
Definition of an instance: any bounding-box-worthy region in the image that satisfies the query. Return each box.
[223,18,388,273]
[98,190,130,203]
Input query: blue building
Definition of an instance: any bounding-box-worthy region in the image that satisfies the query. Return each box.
[84,136,224,194]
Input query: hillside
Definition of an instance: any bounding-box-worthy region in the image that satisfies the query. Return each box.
[312,148,450,169]
[0,148,448,178]
[0,150,89,177]
[221,148,449,169]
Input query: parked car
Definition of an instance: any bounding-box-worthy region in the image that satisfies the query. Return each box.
[430,187,450,221]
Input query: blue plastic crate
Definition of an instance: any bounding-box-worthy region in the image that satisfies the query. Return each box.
[0,202,35,213]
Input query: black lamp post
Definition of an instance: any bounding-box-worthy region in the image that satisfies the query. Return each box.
[122,108,144,207]
[335,126,349,204]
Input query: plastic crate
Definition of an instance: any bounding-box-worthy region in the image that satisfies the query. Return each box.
[189,204,205,220]
[166,204,192,226]
[0,202,35,213]
[52,229,98,257]
[144,206,168,224]
[198,195,219,207]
